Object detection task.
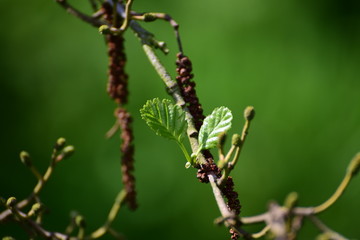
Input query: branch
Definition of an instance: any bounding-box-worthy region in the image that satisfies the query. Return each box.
[309,215,347,240]
[90,190,127,239]
[141,44,207,165]
[55,0,105,27]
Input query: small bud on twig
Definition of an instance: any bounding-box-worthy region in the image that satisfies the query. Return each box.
[75,215,86,228]
[2,237,16,240]
[20,151,32,167]
[27,203,42,217]
[231,134,241,147]
[143,13,157,22]
[99,25,111,34]
[54,137,66,151]
[347,152,360,177]
[55,145,75,163]
[6,197,17,208]
[284,192,298,209]
[217,132,227,149]
[244,106,255,121]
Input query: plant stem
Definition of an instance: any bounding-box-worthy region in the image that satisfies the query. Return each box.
[313,172,352,214]
[90,189,127,239]
[177,141,193,165]
[308,215,347,240]
[119,0,133,31]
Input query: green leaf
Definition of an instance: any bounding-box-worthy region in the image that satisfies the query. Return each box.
[198,106,233,150]
[140,98,187,142]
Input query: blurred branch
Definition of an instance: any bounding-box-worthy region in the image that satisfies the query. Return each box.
[55,0,105,27]
[309,216,347,240]
[90,190,127,239]
[0,139,73,222]
[5,197,69,240]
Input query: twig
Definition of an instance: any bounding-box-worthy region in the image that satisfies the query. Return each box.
[131,12,183,53]
[119,0,133,31]
[241,213,268,224]
[208,173,237,225]
[55,0,105,27]
[90,189,127,238]
[308,215,347,240]
[6,198,69,240]
[252,225,271,239]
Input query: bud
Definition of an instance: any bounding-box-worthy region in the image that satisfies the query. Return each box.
[316,233,331,240]
[347,153,360,177]
[6,197,17,208]
[231,134,241,147]
[99,25,111,34]
[54,137,66,151]
[20,151,31,167]
[244,106,255,121]
[28,203,42,217]
[75,215,86,228]
[217,132,227,148]
[2,237,16,240]
[56,145,75,162]
[63,145,75,157]
[143,13,157,22]
[284,192,298,209]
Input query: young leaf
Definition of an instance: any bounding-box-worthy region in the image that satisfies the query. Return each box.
[140,98,187,142]
[198,106,233,150]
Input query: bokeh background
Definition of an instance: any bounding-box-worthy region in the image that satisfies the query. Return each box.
[1,0,360,239]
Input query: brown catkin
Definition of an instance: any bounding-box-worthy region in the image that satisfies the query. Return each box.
[103,3,128,104]
[221,176,241,216]
[115,107,137,210]
[196,163,221,183]
[103,3,137,210]
[175,53,215,165]
[175,53,205,131]
[175,53,241,235]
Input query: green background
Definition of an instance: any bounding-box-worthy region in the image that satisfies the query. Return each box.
[1,0,359,239]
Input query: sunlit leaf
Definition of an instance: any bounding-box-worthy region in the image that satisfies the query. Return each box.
[140,98,187,142]
[198,106,232,150]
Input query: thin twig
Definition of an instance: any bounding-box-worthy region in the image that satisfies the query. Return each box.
[55,0,105,27]
[252,225,271,239]
[313,172,352,214]
[131,12,183,53]
[308,215,347,240]
[90,190,127,238]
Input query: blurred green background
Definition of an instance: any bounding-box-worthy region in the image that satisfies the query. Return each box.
[1,0,359,239]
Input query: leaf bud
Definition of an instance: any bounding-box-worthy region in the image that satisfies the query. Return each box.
[143,13,157,22]
[347,152,360,177]
[99,25,111,34]
[54,137,66,150]
[20,151,32,167]
[6,197,17,208]
[75,215,86,228]
[63,145,75,157]
[244,106,255,121]
[217,132,227,148]
[2,237,16,240]
[316,233,331,240]
[28,203,42,217]
[231,134,241,147]
[284,192,298,209]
